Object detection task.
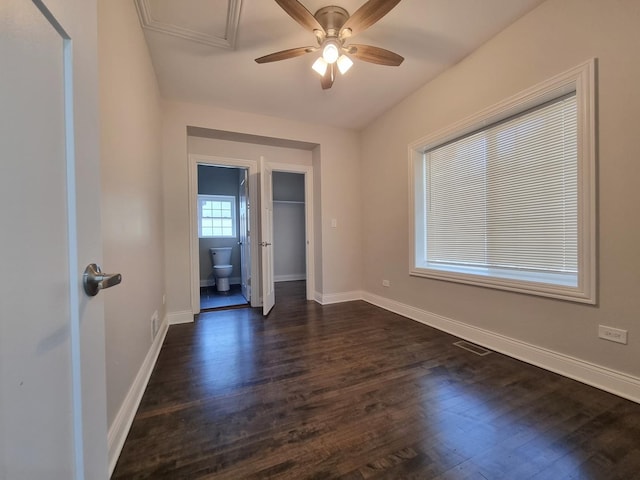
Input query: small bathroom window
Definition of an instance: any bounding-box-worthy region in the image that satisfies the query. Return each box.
[198,194,236,238]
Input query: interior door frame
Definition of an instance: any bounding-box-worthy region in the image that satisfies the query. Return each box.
[260,157,275,315]
[268,161,315,301]
[238,168,250,300]
[188,154,260,313]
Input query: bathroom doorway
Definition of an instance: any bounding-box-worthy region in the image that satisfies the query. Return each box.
[196,164,251,311]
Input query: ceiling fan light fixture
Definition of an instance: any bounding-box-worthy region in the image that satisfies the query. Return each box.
[255,0,405,90]
[312,57,328,76]
[322,41,340,64]
[337,54,353,74]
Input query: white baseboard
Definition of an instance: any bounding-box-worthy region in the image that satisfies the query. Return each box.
[167,310,193,325]
[362,292,640,404]
[314,290,363,305]
[275,274,306,282]
[107,314,169,476]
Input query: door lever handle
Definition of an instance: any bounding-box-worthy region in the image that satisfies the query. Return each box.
[83,263,122,297]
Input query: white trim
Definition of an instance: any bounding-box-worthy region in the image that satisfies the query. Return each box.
[362,292,640,404]
[408,59,597,304]
[259,156,275,315]
[275,274,306,282]
[268,162,316,302]
[167,310,194,325]
[315,290,363,305]
[189,154,261,313]
[134,0,242,49]
[108,315,169,476]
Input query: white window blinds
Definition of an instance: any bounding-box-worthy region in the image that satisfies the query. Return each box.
[424,93,577,277]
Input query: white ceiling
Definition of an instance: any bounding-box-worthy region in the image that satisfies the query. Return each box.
[137,0,546,130]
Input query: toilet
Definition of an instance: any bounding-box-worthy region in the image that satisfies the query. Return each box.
[210,247,233,292]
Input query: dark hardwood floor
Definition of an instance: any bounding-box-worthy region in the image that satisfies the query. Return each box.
[112,281,640,479]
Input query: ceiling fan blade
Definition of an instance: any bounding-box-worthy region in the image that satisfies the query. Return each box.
[321,63,335,90]
[340,0,402,37]
[255,46,316,64]
[274,0,325,33]
[349,44,404,66]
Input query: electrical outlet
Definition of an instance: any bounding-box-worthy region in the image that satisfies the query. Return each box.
[598,325,628,345]
[382,279,390,287]
[162,294,166,305]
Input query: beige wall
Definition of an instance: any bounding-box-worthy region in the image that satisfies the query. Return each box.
[189,135,314,166]
[162,101,361,316]
[361,0,640,377]
[98,0,164,427]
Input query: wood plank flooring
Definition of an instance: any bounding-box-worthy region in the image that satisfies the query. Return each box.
[112,282,640,479]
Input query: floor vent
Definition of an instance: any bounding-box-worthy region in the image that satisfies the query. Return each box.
[453,340,492,356]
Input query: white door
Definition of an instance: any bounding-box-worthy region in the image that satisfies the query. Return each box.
[259,158,275,315]
[0,1,108,478]
[239,169,250,301]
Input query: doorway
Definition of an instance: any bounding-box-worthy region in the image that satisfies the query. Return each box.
[189,154,260,315]
[272,172,306,284]
[189,154,315,317]
[268,162,315,307]
[196,164,250,311]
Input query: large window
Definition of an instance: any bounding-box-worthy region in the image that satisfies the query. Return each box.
[410,61,596,303]
[198,195,236,238]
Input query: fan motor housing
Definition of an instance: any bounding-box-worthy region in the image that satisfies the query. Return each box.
[314,6,349,36]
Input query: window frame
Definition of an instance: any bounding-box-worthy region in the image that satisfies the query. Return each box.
[197,194,237,239]
[408,60,597,304]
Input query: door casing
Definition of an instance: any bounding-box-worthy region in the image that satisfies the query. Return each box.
[268,161,315,302]
[189,154,259,313]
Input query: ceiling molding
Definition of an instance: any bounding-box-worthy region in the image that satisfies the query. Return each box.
[134,0,242,49]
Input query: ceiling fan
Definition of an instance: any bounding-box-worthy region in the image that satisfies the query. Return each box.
[255,0,404,89]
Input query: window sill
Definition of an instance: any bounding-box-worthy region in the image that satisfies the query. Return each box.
[410,264,594,304]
